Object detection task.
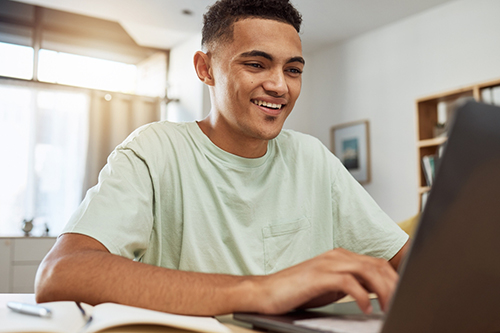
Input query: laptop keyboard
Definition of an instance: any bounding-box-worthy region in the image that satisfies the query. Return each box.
[293,314,384,333]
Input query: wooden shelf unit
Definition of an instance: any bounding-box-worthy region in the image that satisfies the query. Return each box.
[416,78,500,209]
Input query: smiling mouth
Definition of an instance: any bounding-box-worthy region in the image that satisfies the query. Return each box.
[251,99,284,110]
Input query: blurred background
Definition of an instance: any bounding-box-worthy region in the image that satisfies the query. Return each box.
[1,0,499,237]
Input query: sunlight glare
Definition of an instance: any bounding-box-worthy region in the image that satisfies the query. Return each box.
[38,50,137,93]
[0,42,34,79]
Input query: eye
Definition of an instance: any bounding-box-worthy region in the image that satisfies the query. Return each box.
[286,68,303,75]
[246,63,263,69]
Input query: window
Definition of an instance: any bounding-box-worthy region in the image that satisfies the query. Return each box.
[0,42,33,79]
[38,50,138,93]
[0,41,165,96]
[0,2,167,96]
[0,82,89,235]
[0,3,164,236]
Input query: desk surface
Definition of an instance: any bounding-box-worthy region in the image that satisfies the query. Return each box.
[1,293,363,332]
[0,293,255,333]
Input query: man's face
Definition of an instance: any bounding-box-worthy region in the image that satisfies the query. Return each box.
[208,18,304,142]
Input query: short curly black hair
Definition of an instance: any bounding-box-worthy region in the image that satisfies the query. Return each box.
[201,0,302,50]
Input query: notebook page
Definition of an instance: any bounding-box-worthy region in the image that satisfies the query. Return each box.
[86,303,231,333]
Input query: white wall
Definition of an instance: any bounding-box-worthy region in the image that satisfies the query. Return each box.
[166,33,210,122]
[287,0,500,222]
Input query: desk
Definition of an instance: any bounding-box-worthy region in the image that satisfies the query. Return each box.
[1,293,365,332]
[0,293,256,333]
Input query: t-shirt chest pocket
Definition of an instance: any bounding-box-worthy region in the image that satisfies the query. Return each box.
[262,217,312,275]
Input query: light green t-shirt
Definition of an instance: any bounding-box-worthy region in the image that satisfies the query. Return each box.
[63,121,408,275]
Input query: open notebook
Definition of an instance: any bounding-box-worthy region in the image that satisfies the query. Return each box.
[0,301,230,333]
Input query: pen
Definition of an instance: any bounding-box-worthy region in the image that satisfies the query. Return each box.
[7,301,52,318]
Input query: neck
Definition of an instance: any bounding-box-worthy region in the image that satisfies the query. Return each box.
[197,116,269,159]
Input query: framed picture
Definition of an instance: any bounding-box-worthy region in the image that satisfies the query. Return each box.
[330,120,371,184]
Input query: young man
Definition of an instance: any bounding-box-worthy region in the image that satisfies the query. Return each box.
[36,0,409,316]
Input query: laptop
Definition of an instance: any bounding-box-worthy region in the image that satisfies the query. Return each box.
[234,101,500,333]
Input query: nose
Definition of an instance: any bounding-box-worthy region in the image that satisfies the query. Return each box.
[263,68,288,96]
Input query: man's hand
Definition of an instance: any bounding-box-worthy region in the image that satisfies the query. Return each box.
[255,248,400,315]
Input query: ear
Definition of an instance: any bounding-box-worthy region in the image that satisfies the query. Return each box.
[193,51,215,86]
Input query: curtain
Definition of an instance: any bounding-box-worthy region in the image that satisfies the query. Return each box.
[0,79,89,235]
[0,78,161,235]
[83,90,161,194]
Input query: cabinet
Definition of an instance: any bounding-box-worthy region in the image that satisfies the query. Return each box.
[0,237,56,293]
[416,78,500,209]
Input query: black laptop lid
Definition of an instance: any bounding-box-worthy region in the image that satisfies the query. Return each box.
[383,101,500,333]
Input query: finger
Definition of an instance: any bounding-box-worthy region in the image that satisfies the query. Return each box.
[329,254,398,311]
[353,261,397,312]
[328,249,399,283]
[330,274,373,314]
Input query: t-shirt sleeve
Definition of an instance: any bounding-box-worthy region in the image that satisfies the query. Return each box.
[62,147,154,261]
[331,161,409,261]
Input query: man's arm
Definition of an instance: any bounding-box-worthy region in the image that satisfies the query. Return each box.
[35,233,257,316]
[36,233,401,316]
[389,239,410,271]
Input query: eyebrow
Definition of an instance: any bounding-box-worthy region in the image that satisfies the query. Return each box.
[239,50,305,65]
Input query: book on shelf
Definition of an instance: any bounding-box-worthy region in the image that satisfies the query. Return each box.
[0,301,230,333]
[421,155,435,186]
[421,141,446,187]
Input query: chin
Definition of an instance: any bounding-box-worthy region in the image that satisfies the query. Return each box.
[259,132,281,141]
[256,118,284,140]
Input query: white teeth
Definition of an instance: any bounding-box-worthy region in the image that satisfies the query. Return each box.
[252,100,283,109]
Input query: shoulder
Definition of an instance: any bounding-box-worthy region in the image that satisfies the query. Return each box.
[274,129,344,175]
[117,121,193,154]
[102,121,198,170]
[121,121,190,144]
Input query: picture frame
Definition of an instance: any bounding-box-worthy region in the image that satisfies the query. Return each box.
[330,120,371,184]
